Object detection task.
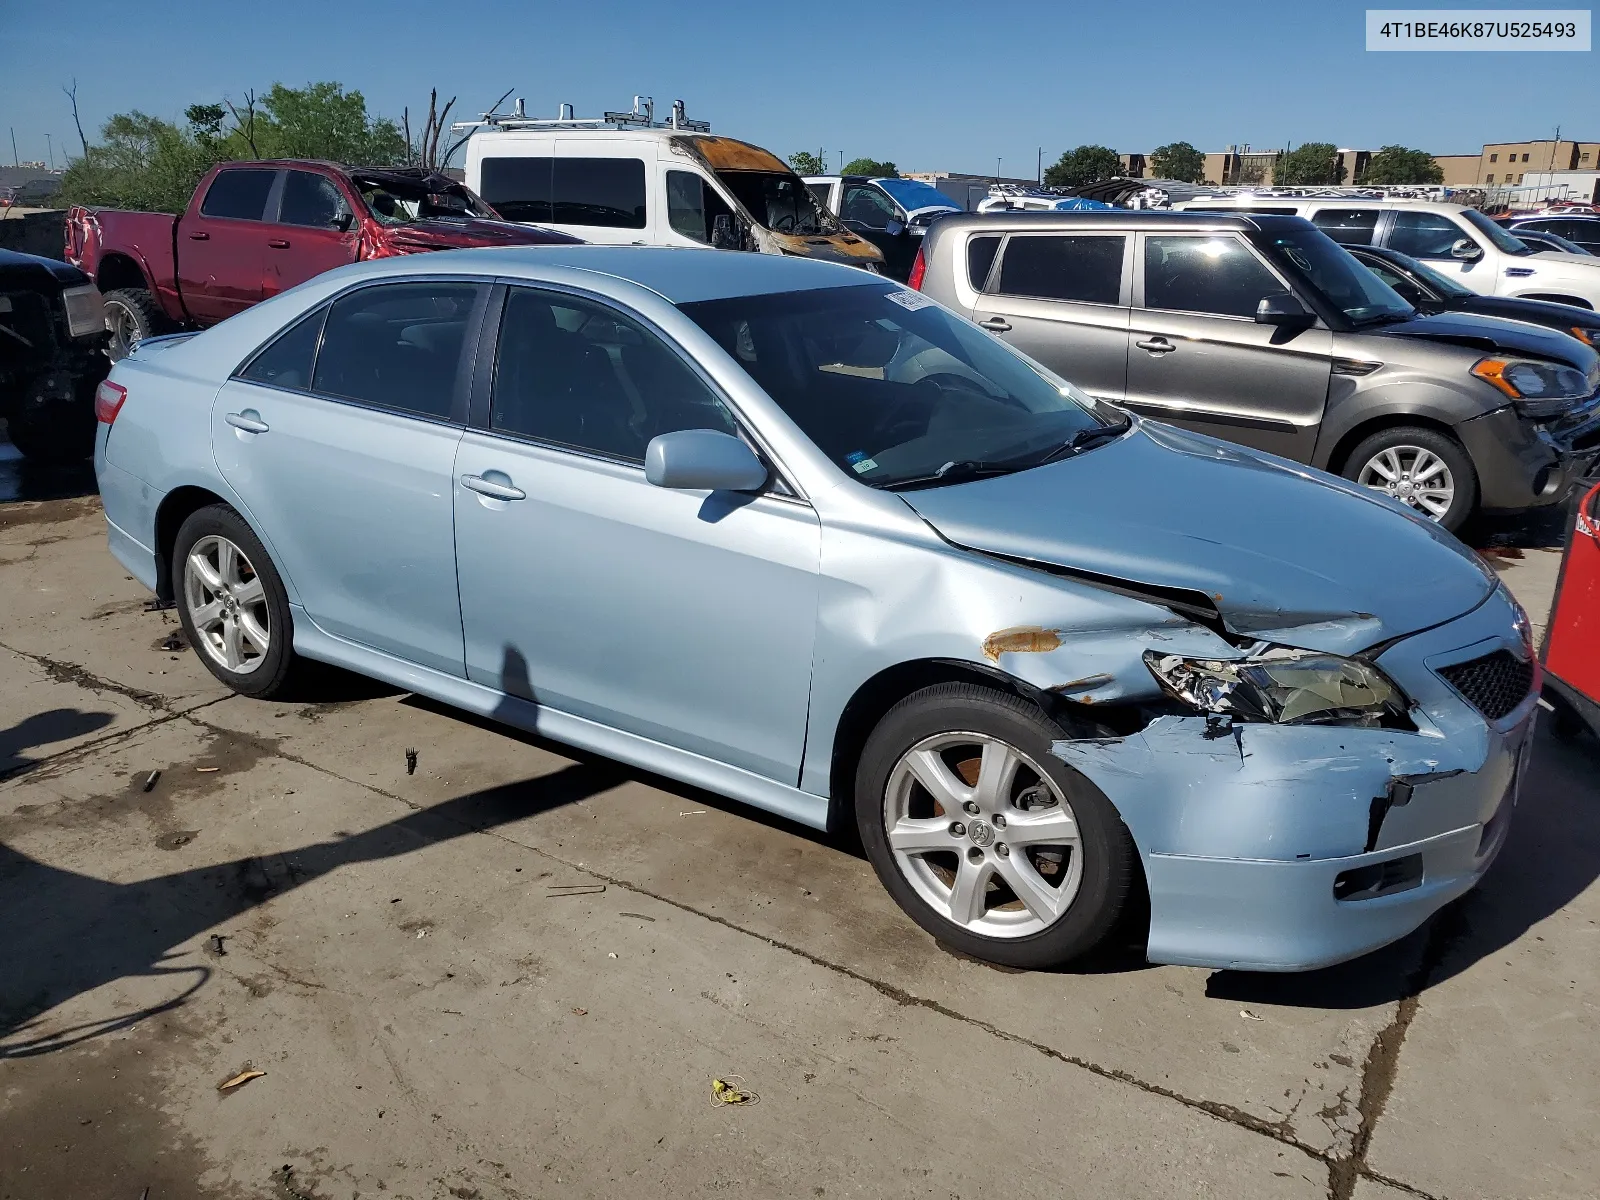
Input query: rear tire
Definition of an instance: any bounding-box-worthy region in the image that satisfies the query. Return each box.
[1341,425,1478,533]
[102,287,166,361]
[172,504,300,699]
[855,683,1138,970]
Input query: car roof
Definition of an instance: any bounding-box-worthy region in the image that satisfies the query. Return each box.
[345,244,885,304]
[927,210,1296,234]
[1181,197,1467,214]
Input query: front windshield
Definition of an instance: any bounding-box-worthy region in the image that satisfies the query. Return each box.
[1258,227,1414,324]
[715,170,841,236]
[1461,208,1534,255]
[354,175,496,226]
[875,177,960,213]
[1389,250,1477,298]
[679,284,1113,489]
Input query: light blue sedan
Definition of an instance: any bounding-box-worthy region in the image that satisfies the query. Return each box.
[94,246,1537,972]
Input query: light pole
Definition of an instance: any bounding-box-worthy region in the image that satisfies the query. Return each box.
[45,133,54,169]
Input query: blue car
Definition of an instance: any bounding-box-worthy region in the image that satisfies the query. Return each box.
[94,247,1536,972]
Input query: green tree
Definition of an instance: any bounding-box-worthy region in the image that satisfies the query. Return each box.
[253,82,407,164]
[1148,141,1205,183]
[842,157,898,177]
[1357,145,1444,185]
[1043,145,1122,188]
[59,110,225,212]
[788,151,825,176]
[1275,142,1344,186]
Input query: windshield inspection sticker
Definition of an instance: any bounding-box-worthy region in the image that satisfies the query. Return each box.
[884,289,935,311]
[850,456,879,474]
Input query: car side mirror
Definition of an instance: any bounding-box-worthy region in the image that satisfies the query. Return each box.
[885,219,905,236]
[1255,293,1313,325]
[645,429,768,492]
[711,214,741,250]
[333,210,355,232]
[1450,238,1482,261]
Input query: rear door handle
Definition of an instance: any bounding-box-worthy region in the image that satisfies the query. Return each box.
[268,238,290,249]
[461,473,526,501]
[224,411,270,434]
[188,231,210,241]
[1136,337,1177,354]
[978,317,1012,332]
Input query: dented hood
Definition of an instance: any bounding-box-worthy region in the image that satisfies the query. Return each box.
[379,218,582,253]
[897,421,1493,653]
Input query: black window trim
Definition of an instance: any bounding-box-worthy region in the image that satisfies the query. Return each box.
[198,166,284,224]
[1133,230,1297,320]
[230,275,492,428]
[472,278,807,503]
[991,230,1133,308]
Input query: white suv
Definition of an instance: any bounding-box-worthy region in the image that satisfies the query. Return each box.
[1174,198,1600,310]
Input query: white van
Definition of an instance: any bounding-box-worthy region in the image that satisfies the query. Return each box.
[1173,197,1600,310]
[460,100,884,271]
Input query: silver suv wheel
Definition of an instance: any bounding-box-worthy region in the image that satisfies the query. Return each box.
[883,731,1084,938]
[1356,444,1456,521]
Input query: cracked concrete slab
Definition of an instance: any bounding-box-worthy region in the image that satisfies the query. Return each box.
[0,644,159,778]
[3,716,1328,1199]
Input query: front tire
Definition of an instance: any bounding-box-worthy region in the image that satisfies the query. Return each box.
[855,683,1138,970]
[173,505,299,699]
[1341,426,1478,532]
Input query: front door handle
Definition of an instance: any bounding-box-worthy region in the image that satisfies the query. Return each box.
[461,473,526,502]
[268,238,290,249]
[188,231,210,241]
[978,317,1012,332]
[224,411,270,434]
[1136,336,1177,354]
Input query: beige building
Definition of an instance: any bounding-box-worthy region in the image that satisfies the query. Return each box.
[1475,140,1599,187]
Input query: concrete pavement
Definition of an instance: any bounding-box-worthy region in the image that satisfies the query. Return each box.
[2,494,1596,1200]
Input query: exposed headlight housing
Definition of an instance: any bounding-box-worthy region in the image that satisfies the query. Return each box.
[1144,648,1412,729]
[1471,356,1592,419]
[61,284,105,340]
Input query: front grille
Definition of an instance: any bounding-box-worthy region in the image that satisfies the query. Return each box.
[1437,650,1534,721]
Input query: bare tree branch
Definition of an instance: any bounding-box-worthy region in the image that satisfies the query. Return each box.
[402,106,412,165]
[224,90,259,159]
[62,79,88,158]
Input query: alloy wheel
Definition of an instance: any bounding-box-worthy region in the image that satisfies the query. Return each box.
[183,535,270,674]
[883,732,1084,938]
[1356,445,1456,520]
[104,299,141,361]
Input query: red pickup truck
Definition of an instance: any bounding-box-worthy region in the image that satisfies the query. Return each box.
[65,159,579,358]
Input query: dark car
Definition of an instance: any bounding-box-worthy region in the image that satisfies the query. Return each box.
[1500,215,1600,256]
[1347,243,1600,348]
[0,249,109,462]
[1512,229,1593,256]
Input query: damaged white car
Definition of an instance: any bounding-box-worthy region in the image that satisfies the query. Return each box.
[95,246,1537,972]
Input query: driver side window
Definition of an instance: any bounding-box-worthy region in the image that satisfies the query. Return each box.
[1387,212,1469,260]
[278,170,351,229]
[1142,235,1285,318]
[842,184,900,229]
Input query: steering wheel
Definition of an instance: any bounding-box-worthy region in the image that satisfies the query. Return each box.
[772,213,797,233]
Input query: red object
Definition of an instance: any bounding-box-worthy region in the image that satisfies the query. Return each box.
[907,246,926,291]
[65,160,579,331]
[1543,480,1600,734]
[94,380,127,425]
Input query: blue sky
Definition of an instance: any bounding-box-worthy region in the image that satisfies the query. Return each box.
[1,0,1592,175]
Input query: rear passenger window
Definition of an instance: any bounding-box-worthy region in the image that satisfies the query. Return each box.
[1311,209,1380,245]
[966,235,1001,290]
[996,234,1126,305]
[311,282,483,420]
[1144,236,1284,318]
[492,288,736,462]
[477,156,647,229]
[200,169,277,220]
[238,308,326,390]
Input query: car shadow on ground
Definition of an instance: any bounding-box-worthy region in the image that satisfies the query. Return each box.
[1206,723,1600,1009]
[0,707,115,778]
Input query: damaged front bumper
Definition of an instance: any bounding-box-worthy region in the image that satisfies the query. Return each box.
[1052,587,1536,972]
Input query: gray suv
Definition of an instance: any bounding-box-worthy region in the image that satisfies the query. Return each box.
[915,211,1600,530]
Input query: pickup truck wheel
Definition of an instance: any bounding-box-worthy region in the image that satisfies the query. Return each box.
[1342,426,1478,533]
[102,288,165,362]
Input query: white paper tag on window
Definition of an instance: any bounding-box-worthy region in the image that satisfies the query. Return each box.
[884,289,934,311]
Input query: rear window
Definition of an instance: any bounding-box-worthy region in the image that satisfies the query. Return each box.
[200,169,277,220]
[1310,209,1380,245]
[478,156,646,228]
[996,234,1126,305]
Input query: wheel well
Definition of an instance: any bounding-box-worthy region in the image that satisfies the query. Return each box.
[96,253,151,295]
[1520,293,1594,310]
[1325,413,1460,476]
[153,486,229,602]
[826,657,1105,831]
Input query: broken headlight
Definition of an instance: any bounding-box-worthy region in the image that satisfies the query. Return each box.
[1143,648,1411,728]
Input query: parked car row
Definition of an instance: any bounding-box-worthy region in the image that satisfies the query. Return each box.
[96,245,1541,973]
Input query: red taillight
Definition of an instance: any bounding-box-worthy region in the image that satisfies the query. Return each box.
[907,247,927,291]
[95,380,127,424]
